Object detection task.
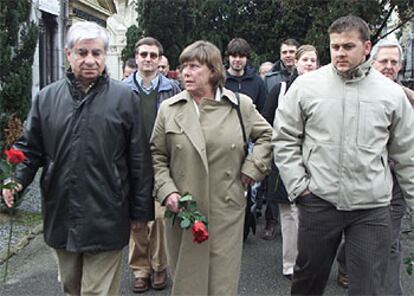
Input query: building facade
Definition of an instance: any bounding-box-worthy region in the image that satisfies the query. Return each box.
[106,0,138,80]
[31,0,118,98]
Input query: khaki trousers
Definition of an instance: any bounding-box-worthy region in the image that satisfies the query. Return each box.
[54,248,122,296]
[128,200,168,278]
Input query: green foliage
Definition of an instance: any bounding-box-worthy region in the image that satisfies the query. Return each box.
[404,252,414,275]
[126,0,413,69]
[0,0,38,146]
[121,25,140,62]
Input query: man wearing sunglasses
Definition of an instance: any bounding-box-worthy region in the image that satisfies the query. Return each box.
[124,37,181,293]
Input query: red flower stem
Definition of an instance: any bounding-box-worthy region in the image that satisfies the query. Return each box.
[3,206,14,283]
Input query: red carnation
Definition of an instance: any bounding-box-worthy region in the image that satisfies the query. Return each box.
[192,221,208,244]
[4,148,26,165]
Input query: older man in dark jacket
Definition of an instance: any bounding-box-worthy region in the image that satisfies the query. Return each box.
[2,21,154,295]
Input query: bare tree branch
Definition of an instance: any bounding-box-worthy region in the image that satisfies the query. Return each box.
[372,4,396,42]
[378,13,414,42]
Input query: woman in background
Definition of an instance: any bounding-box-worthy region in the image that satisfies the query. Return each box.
[263,45,319,280]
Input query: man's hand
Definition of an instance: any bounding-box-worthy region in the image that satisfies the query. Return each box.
[130,220,146,231]
[300,189,311,197]
[2,182,23,208]
[165,192,181,213]
[241,173,255,186]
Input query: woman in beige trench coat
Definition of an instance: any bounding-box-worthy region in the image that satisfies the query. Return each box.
[150,40,272,296]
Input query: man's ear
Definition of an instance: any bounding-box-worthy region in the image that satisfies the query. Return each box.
[364,40,372,57]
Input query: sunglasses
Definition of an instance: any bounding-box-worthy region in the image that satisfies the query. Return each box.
[138,51,159,59]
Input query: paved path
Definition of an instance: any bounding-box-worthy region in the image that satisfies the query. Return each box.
[0,218,413,295]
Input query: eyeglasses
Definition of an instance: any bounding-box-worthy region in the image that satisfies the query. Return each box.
[138,51,159,59]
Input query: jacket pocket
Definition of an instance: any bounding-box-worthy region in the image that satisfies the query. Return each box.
[228,179,247,209]
[112,163,125,202]
[41,160,55,197]
[357,101,389,148]
[165,125,186,152]
[303,144,313,168]
[379,154,391,193]
[165,125,184,135]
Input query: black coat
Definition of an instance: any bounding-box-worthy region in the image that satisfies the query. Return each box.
[263,60,292,93]
[262,71,298,203]
[14,72,154,252]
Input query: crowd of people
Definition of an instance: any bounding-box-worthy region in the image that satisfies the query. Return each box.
[2,14,414,296]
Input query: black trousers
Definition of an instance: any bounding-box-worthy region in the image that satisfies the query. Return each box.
[292,193,391,296]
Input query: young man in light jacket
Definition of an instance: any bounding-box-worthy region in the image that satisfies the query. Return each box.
[336,38,414,295]
[273,15,414,296]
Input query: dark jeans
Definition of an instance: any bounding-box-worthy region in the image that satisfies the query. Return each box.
[265,199,279,222]
[292,193,391,296]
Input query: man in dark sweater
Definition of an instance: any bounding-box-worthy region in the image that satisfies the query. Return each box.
[224,38,267,113]
[123,37,181,293]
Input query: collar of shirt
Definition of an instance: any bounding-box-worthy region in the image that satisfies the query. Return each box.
[214,87,222,102]
[136,73,160,94]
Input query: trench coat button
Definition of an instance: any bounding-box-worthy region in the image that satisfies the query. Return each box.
[225,196,230,202]
[225,171,231,177]
[176,144,182,150]
[231,144,236,150]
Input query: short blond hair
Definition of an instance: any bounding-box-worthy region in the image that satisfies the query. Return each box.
[295,45,318,61]
[179,40,225,89]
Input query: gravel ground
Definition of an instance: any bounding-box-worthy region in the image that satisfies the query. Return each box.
[0,173,42,261]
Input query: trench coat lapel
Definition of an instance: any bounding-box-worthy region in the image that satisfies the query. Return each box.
[174,102,209,174]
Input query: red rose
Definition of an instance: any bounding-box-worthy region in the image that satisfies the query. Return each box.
[4,148,26,165]
[192,221,208,244]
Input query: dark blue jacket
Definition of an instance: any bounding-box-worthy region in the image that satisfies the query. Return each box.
[225,66,267,114]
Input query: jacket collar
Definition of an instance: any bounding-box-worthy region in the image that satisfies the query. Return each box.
[124,72,173,93]
[65,68,109,99]
[270,60,289,73]
[332,59,372,82]
[166,87,239,106]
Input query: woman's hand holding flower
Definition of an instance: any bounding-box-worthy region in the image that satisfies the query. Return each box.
[165,192,181,213]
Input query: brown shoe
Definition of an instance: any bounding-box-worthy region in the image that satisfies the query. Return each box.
[262,219,277,240]
[337,272,349,289]
[132,277,149,293]
[151,269,168,290]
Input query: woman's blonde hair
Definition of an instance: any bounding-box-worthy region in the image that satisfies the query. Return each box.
[295,44,318,62]
[179,40,225,89]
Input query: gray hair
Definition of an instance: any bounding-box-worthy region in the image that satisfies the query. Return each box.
[65,21,109,51]
[371,39,403,62]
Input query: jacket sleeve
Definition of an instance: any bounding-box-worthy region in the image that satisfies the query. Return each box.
[128,92,155,221]
[262,83,281,125]
[240,95,272,181]
[256,77,267,114]
[13,94,44,189]
[388,89,414,213]
[272,80,310,201]
[150,102,180,205]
